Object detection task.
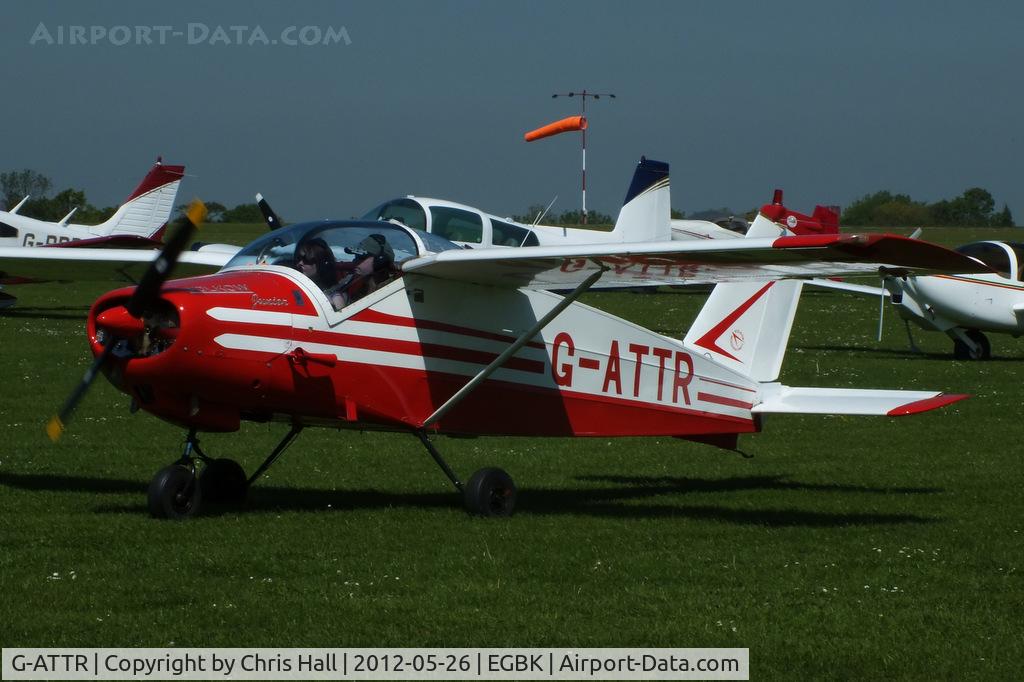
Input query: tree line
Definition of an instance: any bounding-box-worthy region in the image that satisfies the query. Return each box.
[4,168,1016,229]
[0,169,119,224]
[840,187,1013,227]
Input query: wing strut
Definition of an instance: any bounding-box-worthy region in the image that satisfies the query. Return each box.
[420,267,605,429]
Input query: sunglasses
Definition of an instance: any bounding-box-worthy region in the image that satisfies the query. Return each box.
[296,253,318,265]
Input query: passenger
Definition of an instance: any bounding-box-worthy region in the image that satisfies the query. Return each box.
[294,238,344,308]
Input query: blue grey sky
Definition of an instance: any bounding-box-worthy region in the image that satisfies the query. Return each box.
[2,0,1021,223]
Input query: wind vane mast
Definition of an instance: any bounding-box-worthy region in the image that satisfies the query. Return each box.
[525,90,616,225]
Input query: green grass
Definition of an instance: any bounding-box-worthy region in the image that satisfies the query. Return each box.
[1,226,1022,679]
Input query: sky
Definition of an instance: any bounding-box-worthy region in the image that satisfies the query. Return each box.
[1,0,1021,224]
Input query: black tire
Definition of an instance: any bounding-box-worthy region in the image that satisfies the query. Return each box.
[199,458,248,504]
[147,465,201,520]
[464,467,517,517]
[953,330,991,360]
[967,329,991,360]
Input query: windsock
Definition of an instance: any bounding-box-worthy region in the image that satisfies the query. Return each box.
[524,115,587,142]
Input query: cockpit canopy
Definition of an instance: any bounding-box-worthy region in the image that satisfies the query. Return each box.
[222,220,459,270]
[362,197,540,248]
[955,241,1024,280]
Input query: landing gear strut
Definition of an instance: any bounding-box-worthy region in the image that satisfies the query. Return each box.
[415,431,517,517]
[147,426,303,519]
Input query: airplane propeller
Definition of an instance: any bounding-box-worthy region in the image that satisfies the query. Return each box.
[46,200,207,442]
[255,193,283,231]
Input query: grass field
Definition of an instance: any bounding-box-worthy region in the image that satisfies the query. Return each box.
[1,224,1022,679]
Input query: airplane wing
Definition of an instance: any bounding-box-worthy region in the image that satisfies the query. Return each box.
[0,246,229,283]
[402,233,990,290]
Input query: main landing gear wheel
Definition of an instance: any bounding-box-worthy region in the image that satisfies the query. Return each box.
[953,329,991,360]
[199,458,248,504]
[464,467,517,517]
[148,465,201,520]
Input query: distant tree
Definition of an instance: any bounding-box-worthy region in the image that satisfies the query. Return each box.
[993,203,1015,227]
[689,207,736,221]
[958,187,995,226]
[16,187,115,225]
[511,204,548,224]
[174,201,227,223]
[555,209,614,225]
[1,169,52,209]
[204,201,227,223]
[77,205,117,225]
[929,188,999,227]
[872,199,933,227]
[220,202,263,223]
[671,208,685,219]
[842,191,930,227]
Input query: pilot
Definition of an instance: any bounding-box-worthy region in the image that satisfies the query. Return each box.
[294,238,341,305]
[327,234,395,309]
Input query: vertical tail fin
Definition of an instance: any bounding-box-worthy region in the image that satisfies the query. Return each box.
[759,189,840,236]
[89,159,185,239]
[812,204,840,231]
[683,207,803,382]
[610,157,671,242]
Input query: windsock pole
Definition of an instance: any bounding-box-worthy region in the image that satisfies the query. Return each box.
[549,90,616,224]
[581,97,587,223]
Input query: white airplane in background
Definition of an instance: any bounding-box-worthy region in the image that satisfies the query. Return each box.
[0,158,183,249]
[820,239,1024,360]
[362,159,839,248]
[362,157,674,248]
[0,158,186,308]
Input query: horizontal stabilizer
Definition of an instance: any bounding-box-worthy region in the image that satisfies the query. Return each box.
[753,384,967,416]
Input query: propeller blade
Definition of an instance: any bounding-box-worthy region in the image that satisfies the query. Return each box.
[46,342,115,441]
[256,193,283,231]
[126,200,206,318]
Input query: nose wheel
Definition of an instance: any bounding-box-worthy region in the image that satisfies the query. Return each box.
[147,427,302,519]
[148,464,201,520]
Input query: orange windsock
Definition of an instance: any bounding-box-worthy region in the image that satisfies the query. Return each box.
[524,115,588,142]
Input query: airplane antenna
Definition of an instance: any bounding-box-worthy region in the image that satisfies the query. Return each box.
[58,207,78,226]
[8,196,29,214]
[533,195,558,226]
[551,90,616,224]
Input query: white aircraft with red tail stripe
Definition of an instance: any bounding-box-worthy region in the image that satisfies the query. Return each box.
[0,159,186,308]
[48,199,989,519]
[0,158,184,249]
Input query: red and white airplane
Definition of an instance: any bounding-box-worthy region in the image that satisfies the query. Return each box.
[49,197,988,519]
